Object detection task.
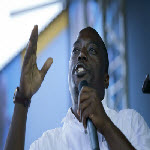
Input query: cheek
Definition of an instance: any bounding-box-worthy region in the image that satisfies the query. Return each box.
[69,60,72,72]
[68,60,75,83]
[93,61,105,83]
[69,58,74,70]
[92,58,102,72]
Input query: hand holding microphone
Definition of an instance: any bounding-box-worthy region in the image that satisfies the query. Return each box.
[78,80,100,150]
[78,80,110,150]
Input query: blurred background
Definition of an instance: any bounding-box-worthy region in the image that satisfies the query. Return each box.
[0,0,150,149]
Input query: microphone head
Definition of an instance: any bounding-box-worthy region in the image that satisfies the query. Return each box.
[78,80,88,92]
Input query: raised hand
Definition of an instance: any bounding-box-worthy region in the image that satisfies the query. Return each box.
[19,25,53,99]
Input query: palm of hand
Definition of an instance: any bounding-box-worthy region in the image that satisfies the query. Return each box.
[19,25,53,99]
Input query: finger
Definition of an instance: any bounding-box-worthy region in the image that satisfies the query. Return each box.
[78,86,91,106]
[79,99,91,120]
[77,92,90,116]
[40,57,53,80]
[29,25,38,55]
[24,25,38,62]
[22,55,37,72]
[82,107,91,129]
[80,86,93,96]
[29,25,38,46]
[79,92,90,104]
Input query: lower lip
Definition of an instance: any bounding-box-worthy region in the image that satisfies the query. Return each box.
[75,71,87,77]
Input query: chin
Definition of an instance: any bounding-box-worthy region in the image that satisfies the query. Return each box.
[73,74,93,88]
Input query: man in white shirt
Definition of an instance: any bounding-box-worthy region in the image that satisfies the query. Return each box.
[4,25,150,150]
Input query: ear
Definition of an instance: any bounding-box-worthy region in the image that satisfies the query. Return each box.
[104,74,109,89]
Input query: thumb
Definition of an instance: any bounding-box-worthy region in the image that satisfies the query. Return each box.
[40,57,53,80]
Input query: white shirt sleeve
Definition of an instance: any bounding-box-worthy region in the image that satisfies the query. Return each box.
[130,110,150,150]
[29,128,62,150]
[29,130,52,150]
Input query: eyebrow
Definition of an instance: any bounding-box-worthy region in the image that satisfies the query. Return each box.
[73,40,99,47]
[73,40,81,47]
[88,42,99,47]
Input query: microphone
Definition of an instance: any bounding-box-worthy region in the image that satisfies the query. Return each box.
[78,80,100,150]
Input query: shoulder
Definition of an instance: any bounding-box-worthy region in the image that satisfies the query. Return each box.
[106,107,144,125]
[121,109,150,149]
[118,108,150,134]
[29,128,62,150]
[108,108,149,133]
[117,108,148,130]
[109,108,150,149]
[117,108,139,122]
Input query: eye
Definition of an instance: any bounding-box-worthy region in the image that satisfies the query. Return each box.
[89,48,96,54]
[89,48,95,52]
[72,48,80,53]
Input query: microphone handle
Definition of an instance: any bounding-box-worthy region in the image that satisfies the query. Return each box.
[87,118,100,150]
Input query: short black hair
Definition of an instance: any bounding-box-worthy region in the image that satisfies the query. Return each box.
[79,27,109,74]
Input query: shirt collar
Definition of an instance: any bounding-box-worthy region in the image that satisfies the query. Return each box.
[61,100,109,125]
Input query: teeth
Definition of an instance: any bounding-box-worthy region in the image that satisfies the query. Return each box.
[78,67,84,73]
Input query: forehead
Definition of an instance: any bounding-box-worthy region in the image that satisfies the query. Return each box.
[74,30,101,47]
[73,39,99,47]
[79,29,99,40]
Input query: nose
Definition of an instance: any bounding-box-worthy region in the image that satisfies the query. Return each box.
[78,50,87,61]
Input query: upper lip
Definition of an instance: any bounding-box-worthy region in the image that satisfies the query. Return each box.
[73,62,88,74]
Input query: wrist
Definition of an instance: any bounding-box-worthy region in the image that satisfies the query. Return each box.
[19,86,32,99]
[15,103,29,112]
[100,117,113,135]
[13,87,31,108]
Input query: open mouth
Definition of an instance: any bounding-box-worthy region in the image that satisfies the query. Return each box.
[74,63,88,77]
